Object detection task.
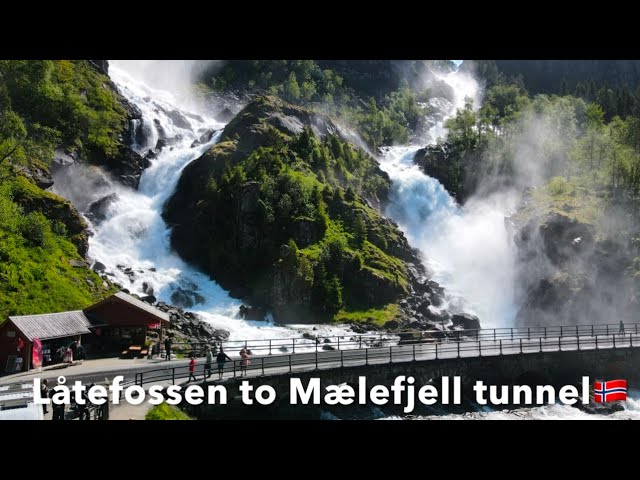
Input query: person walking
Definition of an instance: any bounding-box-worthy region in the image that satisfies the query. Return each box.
[164,336,173,361]
[240,348,251,377]
[76,343,86,362]
[49,387,65,421]
[64,346,73,364]
[216,348,232,380]
[187,357,196,382]
[205,348,214,378]
[619,320,625,335]
[40,379,49,416]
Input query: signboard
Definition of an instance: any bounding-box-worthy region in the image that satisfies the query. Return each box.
[148,322,161,330]
[5,355,22,373]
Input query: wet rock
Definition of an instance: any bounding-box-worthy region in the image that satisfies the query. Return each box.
[69,259,88,268]
[141,295,157,304]
[451,313,481,330]
[142,282,154,296]
[164,109,191,130]
[86,193,119,225]
[191,130,218,148]
[238,304,266,321]
[384,320,400,330]
[171,288,194,309]
[92,261,106,273]
[215,107,235,123]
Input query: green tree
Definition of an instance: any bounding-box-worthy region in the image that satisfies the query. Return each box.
[284,72,300,100]
[353,215,367,247]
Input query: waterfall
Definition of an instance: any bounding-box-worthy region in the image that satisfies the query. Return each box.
[378,68,517,328]
[51,61,356,342]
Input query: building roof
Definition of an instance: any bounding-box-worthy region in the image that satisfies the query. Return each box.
[7,311,91,341]
[85,291,170,323]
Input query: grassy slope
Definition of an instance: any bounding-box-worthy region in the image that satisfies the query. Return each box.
[0,175,115,320]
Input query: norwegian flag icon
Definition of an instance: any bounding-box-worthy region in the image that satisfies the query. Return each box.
[594,379,627,402]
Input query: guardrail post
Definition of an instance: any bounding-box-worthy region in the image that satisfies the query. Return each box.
[341,350,344,368]
[261,357,265,376]
[140,372,144,386]
[596,335,599,350]
[289,355,292,372]
[613,335,616,349]
[457,330,460,342]
[338,337,340,350]
[560,326,563,337]
[493,329,496,342]
[269,340,272,355]
[511,328,513,340]
[389,346,392,363]
[316,339,318,353]
[631,333,634,348]
[359,336,362,349]
[591,325,594,337]
[636,324,638,335]
[558,336,561,352]
[539,337,542,352]
[528,327,530,340]
[576,325,578,338]
[458,341,461,358]
[435,343,438,360]
[292,339,295,354]
[519,338,522,354]
[233,361,236,378]
[544,326,547,339]
[365,348,368,366]
[499,339,502,355]
[413,344,416,362]
[315,350,319,370]
[478,341,481,357]
[606,325,609,336]
[172,368,175,385]
[577,335,580,350]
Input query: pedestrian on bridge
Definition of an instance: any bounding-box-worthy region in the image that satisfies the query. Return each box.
[164,337,173,361]
[216,348,232,380]
[619,320,625,335]
[205,347,214,378]
[240,348,251,377]
[187,357,197,383]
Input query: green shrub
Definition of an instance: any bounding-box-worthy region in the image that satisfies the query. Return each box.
[145,403,191,420]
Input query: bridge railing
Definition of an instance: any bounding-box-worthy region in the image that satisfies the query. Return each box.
[156,322,640,359]
[131,331,640,391]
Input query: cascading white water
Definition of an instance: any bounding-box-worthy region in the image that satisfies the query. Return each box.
[378,69,517,328]
[53,61,358,344]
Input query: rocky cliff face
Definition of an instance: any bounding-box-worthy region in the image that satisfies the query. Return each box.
[164,96,459,327]
[509,187,638,327]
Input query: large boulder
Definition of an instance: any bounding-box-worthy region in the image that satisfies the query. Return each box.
[451,313,481,330]
[86,193,119,225]
[163,95,443,324]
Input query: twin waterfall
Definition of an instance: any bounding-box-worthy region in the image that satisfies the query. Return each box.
[57,62,516,343]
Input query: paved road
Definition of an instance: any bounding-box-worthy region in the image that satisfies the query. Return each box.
[2,333,637,388]
[130,332,640,385]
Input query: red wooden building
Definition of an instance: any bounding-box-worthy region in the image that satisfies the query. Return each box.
[0,291,169,373]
